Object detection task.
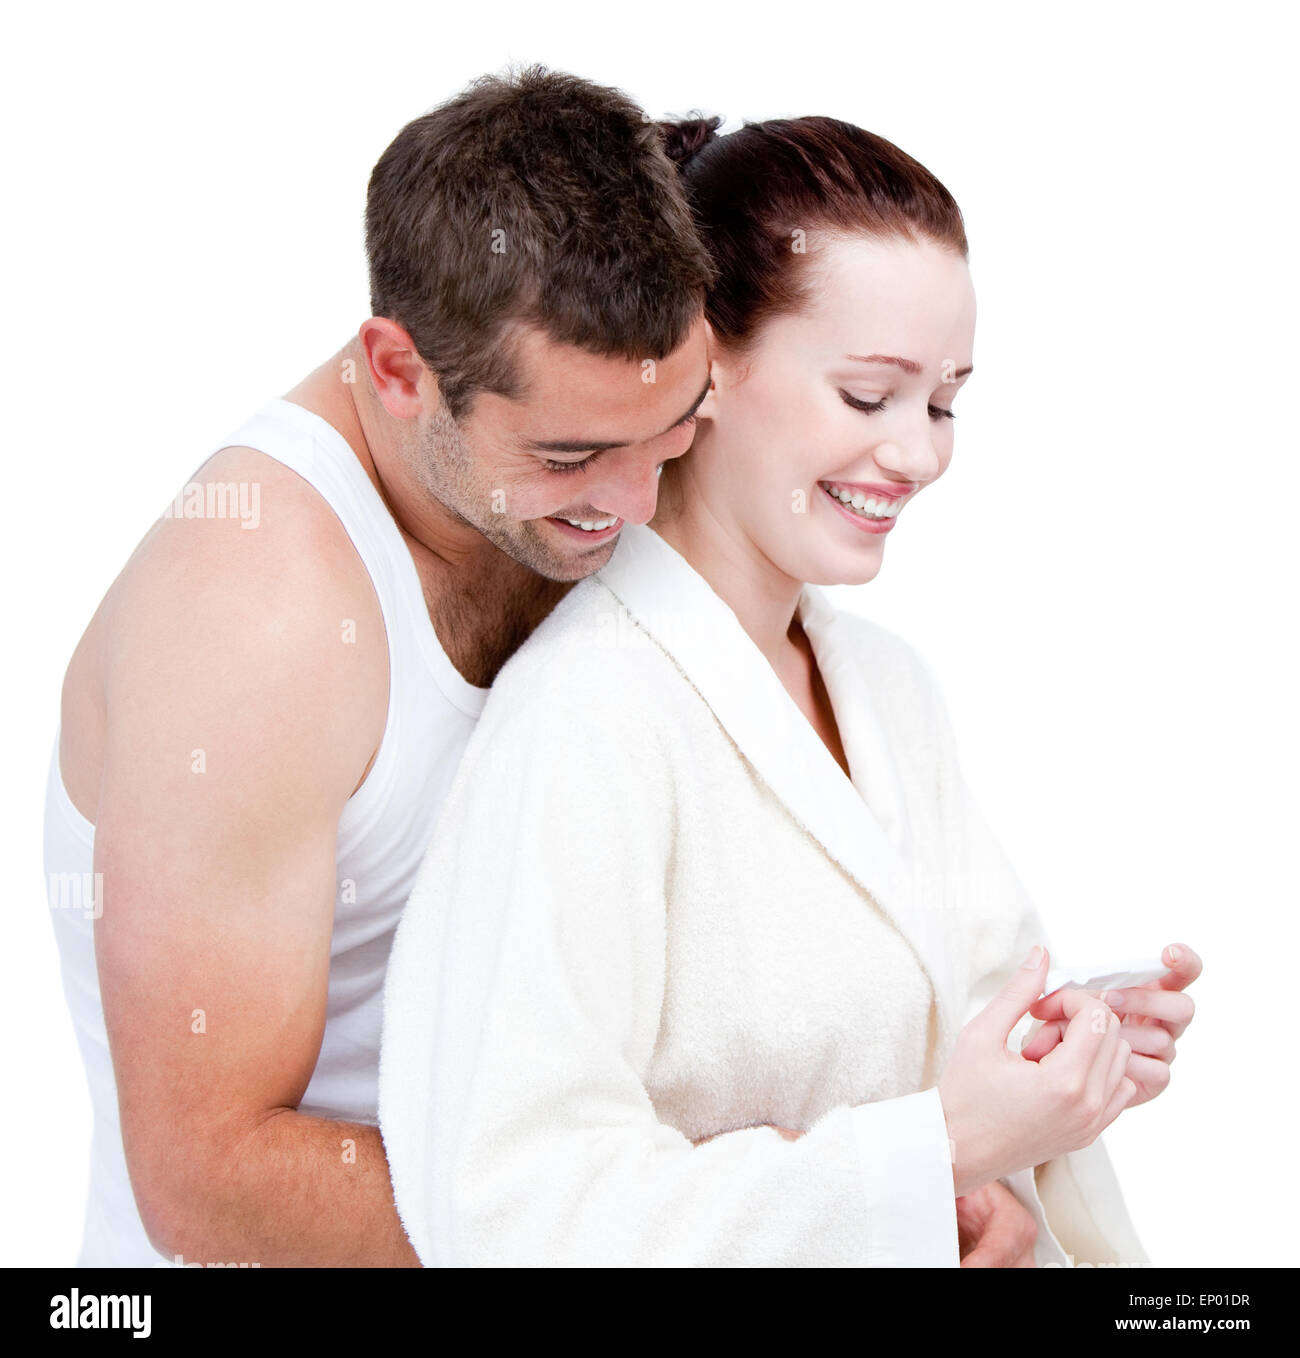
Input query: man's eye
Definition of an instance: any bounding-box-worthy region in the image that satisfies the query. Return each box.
[544,453,600,474]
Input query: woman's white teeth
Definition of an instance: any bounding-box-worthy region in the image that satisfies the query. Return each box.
[823,485,902,518]
[561,515,618,531]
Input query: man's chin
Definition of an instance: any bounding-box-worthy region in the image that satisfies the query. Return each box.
[491,518,623,583]
[534,525,622,582]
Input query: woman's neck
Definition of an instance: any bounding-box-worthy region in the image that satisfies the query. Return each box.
[650,474,806,666]
[650,456,853,782]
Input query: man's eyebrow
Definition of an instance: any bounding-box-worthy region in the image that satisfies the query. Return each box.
[521,374,713,455]
[845,353,973,379]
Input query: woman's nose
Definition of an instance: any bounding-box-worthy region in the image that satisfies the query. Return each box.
[873,434,941,484]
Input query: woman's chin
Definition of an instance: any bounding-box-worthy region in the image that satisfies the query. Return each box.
[797,543,887,589]
[758,525,888,590]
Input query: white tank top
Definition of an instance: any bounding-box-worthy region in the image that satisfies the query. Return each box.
[43,397,490,1265]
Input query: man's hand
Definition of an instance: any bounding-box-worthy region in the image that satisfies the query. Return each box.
[691,1124,803,1146]
[956,1179,1038,1267]
[1021,943,1201,1107]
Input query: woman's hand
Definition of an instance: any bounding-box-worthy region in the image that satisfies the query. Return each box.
[1021,943,1201,1107]
[938,945,1135,1197]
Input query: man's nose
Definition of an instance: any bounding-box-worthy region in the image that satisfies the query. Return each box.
[589,449,666,526]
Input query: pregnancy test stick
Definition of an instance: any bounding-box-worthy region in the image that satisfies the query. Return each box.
[1043,959,1169,995]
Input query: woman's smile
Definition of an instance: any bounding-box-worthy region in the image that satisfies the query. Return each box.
[817,480,910,534]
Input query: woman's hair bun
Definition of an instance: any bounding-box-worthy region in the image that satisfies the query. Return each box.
[656,113,723,170]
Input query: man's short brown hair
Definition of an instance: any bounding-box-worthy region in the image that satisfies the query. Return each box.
[365,65,715,421]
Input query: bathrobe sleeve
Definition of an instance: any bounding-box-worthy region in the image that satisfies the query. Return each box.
[378,670,959,1268]
[911,653,1150,1266]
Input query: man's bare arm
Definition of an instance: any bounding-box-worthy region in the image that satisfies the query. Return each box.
[87,447,416,1266]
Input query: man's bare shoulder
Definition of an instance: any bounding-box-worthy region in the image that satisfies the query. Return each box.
[105,441,386,668]
[61,442,390,823]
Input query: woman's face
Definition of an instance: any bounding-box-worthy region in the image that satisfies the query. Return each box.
[690,233,976,588]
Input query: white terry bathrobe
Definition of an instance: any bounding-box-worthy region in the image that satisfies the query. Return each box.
[378,522,1149,1268]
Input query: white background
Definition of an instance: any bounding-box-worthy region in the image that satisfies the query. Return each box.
[2,0,1294,1267]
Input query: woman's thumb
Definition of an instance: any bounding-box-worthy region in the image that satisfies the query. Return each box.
[976,945,1049,1041]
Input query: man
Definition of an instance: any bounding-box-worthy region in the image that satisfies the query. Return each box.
[45,64,1037,1266]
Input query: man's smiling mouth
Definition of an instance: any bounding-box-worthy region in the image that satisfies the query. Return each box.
[553,514,619,531]
[545,514,624,543]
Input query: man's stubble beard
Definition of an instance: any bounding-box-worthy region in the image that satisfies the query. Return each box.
[415,407,617,584]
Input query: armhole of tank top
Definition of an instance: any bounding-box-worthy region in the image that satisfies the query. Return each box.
[267,427,406,831]
[186,417,401,834]
[262,400,489,722]
[49,729,96,843]
[187,401,488,836]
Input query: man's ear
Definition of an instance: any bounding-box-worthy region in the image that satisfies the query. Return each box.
[359,316,428,420]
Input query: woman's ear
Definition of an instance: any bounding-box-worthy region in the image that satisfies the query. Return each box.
[696,318,721,420]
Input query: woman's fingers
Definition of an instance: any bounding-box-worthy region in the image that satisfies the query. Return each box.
[1087,1008,1124,1107]
[1119,1022,1176,1060]
[1108,1026,1132,1095]
[1039,989,1117,1097]
[1029,987,1096,1023]
[1106,987,1195,1039]
[1157,943,1203,990]
[1022,1015,1172,1063]
[1124,1052,1173,1107]
[1019,1019,1064,1061]
[1054,988,1116,1063]
[1056,1020,1175,1109]
[1102,1076,1137,1125]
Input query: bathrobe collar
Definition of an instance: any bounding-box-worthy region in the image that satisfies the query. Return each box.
[595,523,961,1047]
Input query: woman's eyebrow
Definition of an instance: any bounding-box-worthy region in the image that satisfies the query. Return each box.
[844,353,973,379]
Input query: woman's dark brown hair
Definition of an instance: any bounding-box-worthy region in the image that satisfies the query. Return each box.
[656,113,968,354]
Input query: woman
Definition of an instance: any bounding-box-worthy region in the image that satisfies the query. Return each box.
[377,114,1198,1266]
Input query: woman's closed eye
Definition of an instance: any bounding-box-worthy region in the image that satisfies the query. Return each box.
[839,390,955,421]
